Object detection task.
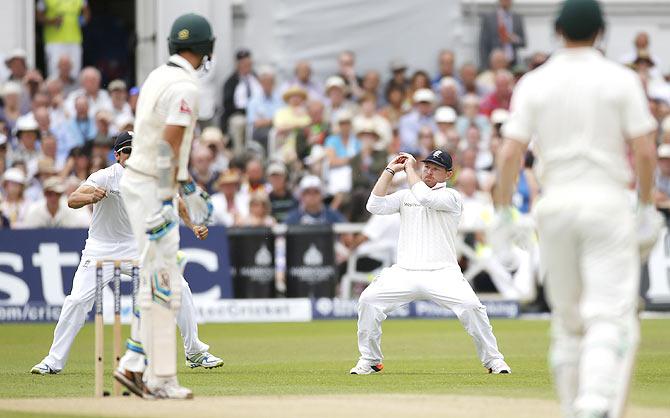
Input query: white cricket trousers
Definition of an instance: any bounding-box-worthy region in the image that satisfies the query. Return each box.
[41,246,208,371]
[535,190,640,418]
[357,264,505,369]
[120,169,184,383]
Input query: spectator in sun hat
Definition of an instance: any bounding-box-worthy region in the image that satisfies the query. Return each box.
[0,81,24,134]
[398,88,437,154]
[8,115,42,178]
[434,106,458,149]
[1,167,30,227]
[4,48,28,83]
[272,84,311,163]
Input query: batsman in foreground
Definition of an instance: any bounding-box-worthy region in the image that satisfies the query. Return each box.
[30,132,223,378]
[496,1,662,417]
[119,13,215,399]
[350,150,511,375]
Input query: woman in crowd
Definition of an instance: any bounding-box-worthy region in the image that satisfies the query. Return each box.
[235,191,276,227]
[0,167,30,227]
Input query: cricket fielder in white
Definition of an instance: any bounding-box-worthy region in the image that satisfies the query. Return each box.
[119,13,215,399]
[350,150,511,375]
[496,2,662,417]
[30,132,223,377]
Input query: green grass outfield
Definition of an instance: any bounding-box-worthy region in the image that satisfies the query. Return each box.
[0,319,668,409]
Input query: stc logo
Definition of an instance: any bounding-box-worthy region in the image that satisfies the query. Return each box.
[0,243,223,306]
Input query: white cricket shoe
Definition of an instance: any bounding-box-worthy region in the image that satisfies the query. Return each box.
[186,352,224,369]
[349,359,384,375]
[30,362,59,375]
[144,377,193,400]
[487,359,512,374]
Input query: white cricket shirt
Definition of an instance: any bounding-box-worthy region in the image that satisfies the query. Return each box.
[84,163,135,243]
[503,47,657,199]
[367,182,462,270]
[125,54,199,182]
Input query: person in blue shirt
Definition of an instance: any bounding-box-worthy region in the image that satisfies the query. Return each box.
[284,175,346,225]
[246,66,283,150]
[398,89,437,154]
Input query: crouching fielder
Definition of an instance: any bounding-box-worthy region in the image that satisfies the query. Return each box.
[350,150,510,375]
[496,2,662,417]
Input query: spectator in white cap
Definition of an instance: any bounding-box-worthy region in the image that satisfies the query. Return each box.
[8,115,41,178]
[655,143,670,206]
[21,176,89,228]
[434,106,458,149]
[247,66,283,151]
[353,93,392,151]
[64,67,113,121]
[0,81,24,133]
[0,167,30,227]
[437,77,460,112]
[456,94,492,145]
[280,60,323,101]
[385,59,409,94]
[398,88,437,154]
[325,109,361,205]
[284,175,346,225]
[266,161,297,223]
[107,79,132,135]
[324,76,357,127]
[4,49,28,83]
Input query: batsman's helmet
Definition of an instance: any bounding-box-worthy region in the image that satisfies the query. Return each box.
[168,13,215,57]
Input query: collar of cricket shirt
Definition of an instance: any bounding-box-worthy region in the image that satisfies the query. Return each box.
[432,182,446,190]
[167,54,199,78]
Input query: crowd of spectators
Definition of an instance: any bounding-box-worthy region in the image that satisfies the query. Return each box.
[1,22,670,234]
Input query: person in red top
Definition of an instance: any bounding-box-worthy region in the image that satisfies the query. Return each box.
[479,70,514,117]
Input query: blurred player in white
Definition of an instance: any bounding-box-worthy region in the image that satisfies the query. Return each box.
[30,132,223,378]
[119,13,215,399]
[496,1,662,417]
[350,150,511,375]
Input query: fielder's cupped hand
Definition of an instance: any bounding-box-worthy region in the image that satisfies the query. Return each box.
[91,187,107,204]
[193,225,209,240]
[387,154,408,173]
[399,152,417,170]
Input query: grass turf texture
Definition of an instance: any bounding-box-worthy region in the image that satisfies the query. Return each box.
[0,319,668,409]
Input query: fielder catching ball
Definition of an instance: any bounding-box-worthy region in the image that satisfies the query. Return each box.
[350,150,511,375]
[496,1,662,417]
[118,13,215,399]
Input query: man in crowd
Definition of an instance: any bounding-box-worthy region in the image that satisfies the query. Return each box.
[65,67,113,120]
[21,176,89,228]
[479,0,526,68]
[398,89,437,154]
[222,48,260,154]
[280,60,323,101]
[266,161,297,223]
[285,175,345,225]
[247,66,282,150]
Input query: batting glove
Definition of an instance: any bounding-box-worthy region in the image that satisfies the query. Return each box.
[637,203,664,261]
[145,199,178,241]
[180,181,213,225]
